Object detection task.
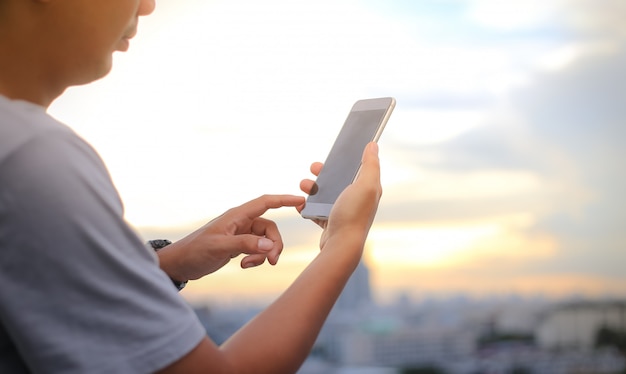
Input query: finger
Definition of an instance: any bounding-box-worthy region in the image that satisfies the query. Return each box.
[251,218,283,265]
[310,162,323,177]
[354,142,380,186]
[241,253,267,269]
[295,201,306,214]
[232,194,305,221]
[299,179,318,196]
[215,233,276,259]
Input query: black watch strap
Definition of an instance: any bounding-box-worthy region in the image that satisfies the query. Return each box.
[148,239,188,291]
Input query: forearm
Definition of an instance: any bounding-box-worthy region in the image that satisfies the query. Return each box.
[220,232,366,373]
[157,144,381,373]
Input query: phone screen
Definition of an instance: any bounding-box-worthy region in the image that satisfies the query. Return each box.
[307,108,388,205]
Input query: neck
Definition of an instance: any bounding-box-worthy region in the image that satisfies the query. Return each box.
[0,58,65,108]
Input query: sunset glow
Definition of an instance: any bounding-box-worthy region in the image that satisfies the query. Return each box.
[49,0,626,303]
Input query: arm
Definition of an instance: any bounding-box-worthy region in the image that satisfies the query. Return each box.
[157,142,382,374]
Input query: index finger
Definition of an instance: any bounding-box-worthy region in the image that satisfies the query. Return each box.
[237,194,305,220]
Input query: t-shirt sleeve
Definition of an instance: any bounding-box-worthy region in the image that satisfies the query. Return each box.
[0,130,206,374]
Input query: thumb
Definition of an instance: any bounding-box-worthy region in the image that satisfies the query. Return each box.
[355,142,380,184]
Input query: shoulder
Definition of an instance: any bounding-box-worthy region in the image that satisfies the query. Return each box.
[0,95,120,214]
[0,95,73,158]
[0,96,207,374]
[0,95,102,166]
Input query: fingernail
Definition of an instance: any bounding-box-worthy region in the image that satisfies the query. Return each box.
[258,238,274,251]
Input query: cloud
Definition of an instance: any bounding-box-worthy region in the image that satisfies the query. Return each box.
[514,48,626,279]
[48,0,626,299]
[407,24,626,286]
[561,0,626,40]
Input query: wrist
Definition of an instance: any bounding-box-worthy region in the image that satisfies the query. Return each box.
[321,229,367,254]
[148,239,188,291]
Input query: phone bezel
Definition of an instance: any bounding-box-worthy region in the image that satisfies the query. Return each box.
[301,97,395,220]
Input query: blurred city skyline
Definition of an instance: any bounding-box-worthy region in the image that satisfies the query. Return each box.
[48,0,626,303]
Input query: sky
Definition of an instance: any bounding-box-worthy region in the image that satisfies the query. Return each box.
[49,0,626,304]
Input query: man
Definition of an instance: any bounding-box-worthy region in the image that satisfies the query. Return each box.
[0,0,383,373]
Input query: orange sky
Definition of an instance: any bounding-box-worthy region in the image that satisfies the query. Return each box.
[51,0,626,304]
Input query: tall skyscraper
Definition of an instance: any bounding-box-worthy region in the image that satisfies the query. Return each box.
[334,259,373,312]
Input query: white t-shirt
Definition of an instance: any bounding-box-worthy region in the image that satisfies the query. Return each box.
[0,95,206,373]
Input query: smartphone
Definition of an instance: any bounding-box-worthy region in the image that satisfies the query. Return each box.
[301,97,395,220]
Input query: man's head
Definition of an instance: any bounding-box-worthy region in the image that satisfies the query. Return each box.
[0,0,155,106]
